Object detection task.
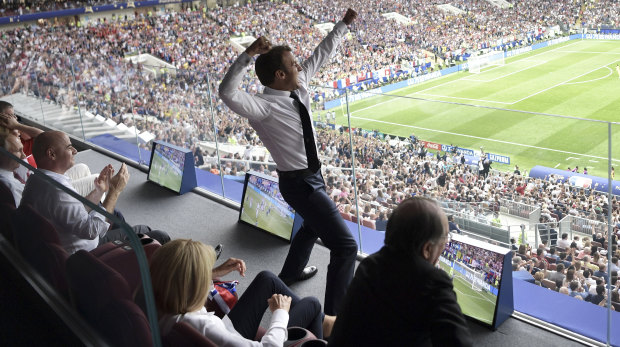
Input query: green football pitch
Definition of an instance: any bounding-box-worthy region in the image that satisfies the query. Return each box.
[240,187,295,240]
[438,260,498,325]
[328,39,620,177]
[149,153,182,192]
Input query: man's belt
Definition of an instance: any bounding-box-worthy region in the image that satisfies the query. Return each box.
[276,166,320,179]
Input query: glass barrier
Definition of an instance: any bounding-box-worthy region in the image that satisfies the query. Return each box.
[0,143,161,346]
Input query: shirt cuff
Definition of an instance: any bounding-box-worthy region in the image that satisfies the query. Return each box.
[239,51,252,65]
[89,210,110,229]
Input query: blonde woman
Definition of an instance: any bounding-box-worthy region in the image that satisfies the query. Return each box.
[150,239,333,346]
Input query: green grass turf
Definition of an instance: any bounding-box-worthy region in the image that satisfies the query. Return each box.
[438,259,498,325]
[149,153,183,192]
[240,186,295,240]
[321,39,620,178]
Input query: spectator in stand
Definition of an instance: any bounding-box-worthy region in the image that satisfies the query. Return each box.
[21,130,170,253]
[448,215,462,234]
[375,211,388,231]
[0,133,27,205]
[558,233,571,249]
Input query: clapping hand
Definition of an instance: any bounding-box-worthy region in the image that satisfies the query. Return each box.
[109,163,130,194]
[94,164,114,194]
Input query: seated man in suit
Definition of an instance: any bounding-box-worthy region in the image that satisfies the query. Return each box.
[21,130,170,254]
[329,197,473,346]
[0,133,27,206]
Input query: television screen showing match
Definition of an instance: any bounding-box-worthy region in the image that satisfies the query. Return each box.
[147,142,186,193]
[439,233,508,327]
[239,171,295,241]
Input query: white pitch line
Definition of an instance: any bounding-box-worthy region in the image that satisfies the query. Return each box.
[350,115,620,163]
[563,67,613,85]
[558,50,620,55]
[346,40,584,115]
[412,41,581,96]
[554,163,561,168]
[508,59,620,104]
[462,60,548,83]
[414,92,512,104]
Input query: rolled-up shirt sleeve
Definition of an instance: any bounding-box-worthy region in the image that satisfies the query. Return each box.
[52,187,110,240]
[219,52,272,121]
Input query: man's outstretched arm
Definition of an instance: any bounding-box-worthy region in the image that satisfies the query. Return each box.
[301,8,357,81]
[218,37,273,121]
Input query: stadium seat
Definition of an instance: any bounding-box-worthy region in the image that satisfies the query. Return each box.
[95,237,161,294]
[340,212,352,221]
[545,257,556,264]
[548,263,557,271]
[591,241,602,249]
[11,204,70,299]
[162,321,217,347]
[66,250,153,347]
[542,279,556,291]
[351,215,358,224]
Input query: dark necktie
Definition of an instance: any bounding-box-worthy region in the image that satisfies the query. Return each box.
[290,91,320,172]
[13,171,26,184]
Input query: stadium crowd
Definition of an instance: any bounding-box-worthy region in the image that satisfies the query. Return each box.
[1,1,620,235]
[0,0,119,16]
[513,234,620,309]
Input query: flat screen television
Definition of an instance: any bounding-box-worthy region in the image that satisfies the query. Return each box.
[438,233,513,329]
[238,171,296,241]
[147,141,196,194]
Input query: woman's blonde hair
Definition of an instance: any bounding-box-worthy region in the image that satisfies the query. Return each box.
[150,239,216,315]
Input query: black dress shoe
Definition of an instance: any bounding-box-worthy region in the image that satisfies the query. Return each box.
[281,266,318,286]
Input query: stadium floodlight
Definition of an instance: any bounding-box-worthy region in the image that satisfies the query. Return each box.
[468,50,505,74]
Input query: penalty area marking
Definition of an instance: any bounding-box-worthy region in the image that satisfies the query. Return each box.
[350,115,620,163]
[563,67,613,85]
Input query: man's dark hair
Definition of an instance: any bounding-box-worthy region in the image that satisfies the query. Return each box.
[255,45,292,86]
[596,284,605,296]
[569,281,579,291]
[556,263,564,273]
[384,197,445,256]
[562,233,568,240]
[0,101,13,113]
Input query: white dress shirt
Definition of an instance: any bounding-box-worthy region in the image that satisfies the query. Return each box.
[21,169,110,254]
[0,169,24,206]
[159,307,288,347]
[219,22,348,172]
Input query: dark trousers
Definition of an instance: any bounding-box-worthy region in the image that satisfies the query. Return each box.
[277,170,358,315]
[228,271,323,339]
[100,208,171,245]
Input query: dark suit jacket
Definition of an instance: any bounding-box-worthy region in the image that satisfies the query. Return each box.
[329,246,473,347]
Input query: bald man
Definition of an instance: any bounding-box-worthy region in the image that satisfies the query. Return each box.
[0,133,27,206]
[330,197,472,346]
[21,130,169,254]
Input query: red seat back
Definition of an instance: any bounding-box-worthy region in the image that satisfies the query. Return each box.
[162,321,217,347]
[66,250,153,347]
[11,204,69,298]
